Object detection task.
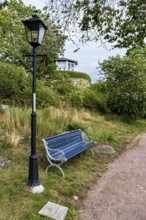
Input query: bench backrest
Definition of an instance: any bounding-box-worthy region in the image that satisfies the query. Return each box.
[44,129,83,150]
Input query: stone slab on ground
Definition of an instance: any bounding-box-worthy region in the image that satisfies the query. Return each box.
[0,156,11,168]
[38,201,68,220]
[96,145,116,154]
[0,104,10,114]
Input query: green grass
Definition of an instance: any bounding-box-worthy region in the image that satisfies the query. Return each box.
[0,106,146,219]
[56,70,91,83]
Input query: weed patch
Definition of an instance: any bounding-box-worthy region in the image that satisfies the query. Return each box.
[0,106,146,219]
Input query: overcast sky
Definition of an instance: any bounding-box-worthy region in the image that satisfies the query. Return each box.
[22,0,126,82]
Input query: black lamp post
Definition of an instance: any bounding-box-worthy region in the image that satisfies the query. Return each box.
[22,15,47,189]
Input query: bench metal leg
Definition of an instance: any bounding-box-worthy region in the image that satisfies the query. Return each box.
[45,154,65,177]
[46,164,65,178]
[90,148,94,157]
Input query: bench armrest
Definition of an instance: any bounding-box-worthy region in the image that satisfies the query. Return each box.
[49,148,67,162]
[81,131,97,145]
[42,139,67,162]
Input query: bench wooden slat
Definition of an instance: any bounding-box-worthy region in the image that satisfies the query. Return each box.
[50,141,83,158]
[45,130,81,142]
[64,141,95,159]
[48,136,82,149]
[45,131,82,149]
[47,134,82,144]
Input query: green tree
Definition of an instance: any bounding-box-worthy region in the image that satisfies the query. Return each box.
[0,61,62,107]
[0,62,30,104]
[99,47,146,119]
[45,0,146,50]
[0,0,66,74]
[104,0,146,50]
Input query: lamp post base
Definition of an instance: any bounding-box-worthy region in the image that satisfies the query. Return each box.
[28,154,40,186]
[30,184,44,193]
[28,155,44,193]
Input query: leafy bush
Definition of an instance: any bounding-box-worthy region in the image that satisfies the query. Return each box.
[99,49,146,119]
[83,88,108,113]
[22,80,61,108]
[46,71,84,108]
[67,87,84,108]
[0,62,30,104]
[56,70,91,83]
[0,62,61,108]
[0,62,87,109]
[37,81,61,108]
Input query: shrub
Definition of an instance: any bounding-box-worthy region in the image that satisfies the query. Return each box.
[67,87,84,108]
[37,81,61,108]
[99,50,146,119]
[22,80,61,108]
[83,88,108,113]
[0,62,61,108]
[46,71,84,108]
[0,62,29,104]
[0,62,87,109]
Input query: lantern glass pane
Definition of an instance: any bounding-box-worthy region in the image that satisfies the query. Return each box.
[25,26,38,44]
[38,24,45,45]
[31,30,38,43]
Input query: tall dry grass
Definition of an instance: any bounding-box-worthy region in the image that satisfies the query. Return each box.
[0,106,94,141]
[0,106,124,148]
[0,107,30,135]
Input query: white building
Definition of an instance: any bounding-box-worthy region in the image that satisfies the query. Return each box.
[56,58,78,71]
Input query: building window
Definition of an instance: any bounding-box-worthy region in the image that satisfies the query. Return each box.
[57,62,61,70]
[57,59,77,71]
[68,62,74,71]
[57,61,66,70]
[61,62,66,70]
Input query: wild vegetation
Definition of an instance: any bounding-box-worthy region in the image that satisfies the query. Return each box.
[1,0,146,219]
[1,47,146,118]
[1,106,146,219]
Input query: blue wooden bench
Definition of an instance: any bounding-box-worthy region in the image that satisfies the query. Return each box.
[42,129,96,177]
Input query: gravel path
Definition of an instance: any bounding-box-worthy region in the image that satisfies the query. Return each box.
[80,133,146,220]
